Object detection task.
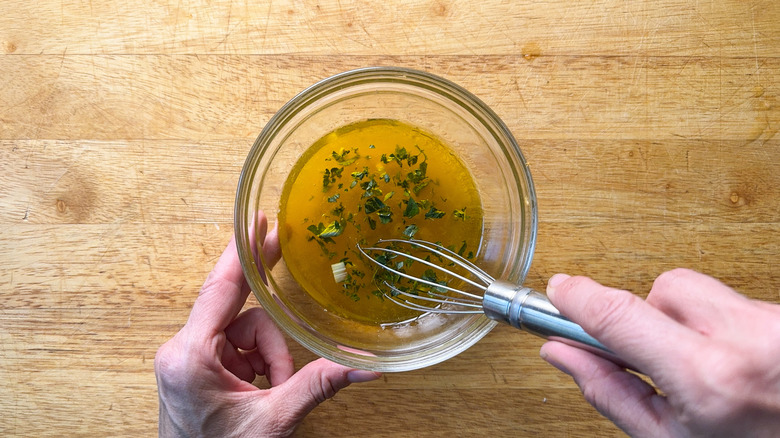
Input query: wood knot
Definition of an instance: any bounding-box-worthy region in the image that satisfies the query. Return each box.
[521,42,541,61]
[3,41,17,54]
[729,192,740,204]
[56,199,67,213]
[433,0,448,16]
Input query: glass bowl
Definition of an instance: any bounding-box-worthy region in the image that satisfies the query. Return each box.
[235,67,537,372]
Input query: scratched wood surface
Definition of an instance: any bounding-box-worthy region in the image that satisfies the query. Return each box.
[2,1,779,436]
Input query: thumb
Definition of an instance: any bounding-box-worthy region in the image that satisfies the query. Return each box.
[269,358,381,425]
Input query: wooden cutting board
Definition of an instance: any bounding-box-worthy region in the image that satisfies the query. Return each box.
[1,1,779,436]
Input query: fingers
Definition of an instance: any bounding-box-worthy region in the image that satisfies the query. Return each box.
[645,268,749,337]
[546,274,700,375]
[540,341,684,437]
[246,210,280,283]
[269,359,381,426]
[262,222,281,268]
[187,213,269,336]
[220,338,257,383]
[224,307,295,386]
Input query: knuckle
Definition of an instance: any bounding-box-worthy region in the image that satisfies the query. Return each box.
[313,375,340,403]
[154,333,202,383]
[701,347,762,403]
[267,354,295,384]
[244,306,265,318]
[154,341,190,389]
[673,349,746,427]
[579,378,601,408]
[577,372,614,420]
[651,268,696,294]
[557,275,594,297]
[153,342,177,375]
[581,287,638,334]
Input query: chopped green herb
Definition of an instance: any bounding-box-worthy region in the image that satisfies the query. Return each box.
[351,168,369,180]
[453,207,467,221]
[378,210,393,224]
[313,240,336,259]
[307,221,345,243]
[331,148,360,166]
[404,197,420,218]
[319,221,344,238]
[425,206,445,219]
[322,167,344,190]
[360,178,382,198]
[403,224,419,239]
[407,162,427,184]
[364,197,386,214]
[327,194,340,203]
[457,241,467,256]
[392,146,409,163]
[420,269,448,294]
[412,180,430,194]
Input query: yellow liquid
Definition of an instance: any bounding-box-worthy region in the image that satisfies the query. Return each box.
[278,119,483,324]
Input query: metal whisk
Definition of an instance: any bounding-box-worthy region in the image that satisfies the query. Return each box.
[358,238,626,366]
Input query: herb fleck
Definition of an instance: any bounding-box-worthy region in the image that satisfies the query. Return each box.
[425,205,445,219]
[404,197,420,218]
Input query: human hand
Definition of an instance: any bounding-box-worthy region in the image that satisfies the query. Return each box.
[540,268,780,438]
[154,212,381,437]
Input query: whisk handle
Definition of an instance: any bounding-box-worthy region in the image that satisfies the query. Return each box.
[483,281,632,369]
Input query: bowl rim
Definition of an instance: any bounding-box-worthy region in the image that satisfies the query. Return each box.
[235,66,538,372]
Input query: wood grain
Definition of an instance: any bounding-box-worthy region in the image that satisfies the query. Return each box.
[2,56,778,141]
[1,0,778,57]
[2,0,780,437]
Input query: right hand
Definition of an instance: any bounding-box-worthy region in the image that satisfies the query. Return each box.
[540,268,780,438]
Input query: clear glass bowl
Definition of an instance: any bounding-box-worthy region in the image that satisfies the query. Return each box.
[235,67,537,372]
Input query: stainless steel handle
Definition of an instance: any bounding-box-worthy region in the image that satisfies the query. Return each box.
[483,280,635,371]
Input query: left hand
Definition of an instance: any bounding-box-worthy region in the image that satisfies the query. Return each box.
[154,212,381,437]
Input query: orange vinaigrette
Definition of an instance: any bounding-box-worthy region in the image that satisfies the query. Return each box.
[278,119,483,324]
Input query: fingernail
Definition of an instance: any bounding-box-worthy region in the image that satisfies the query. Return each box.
[547,273,571,296]
[347,370,381,383]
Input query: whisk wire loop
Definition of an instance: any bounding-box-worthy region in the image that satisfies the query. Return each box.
[359,244,485,299]
[384,281,483,309]
[379,238,494,285]
[385,294,485,314]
